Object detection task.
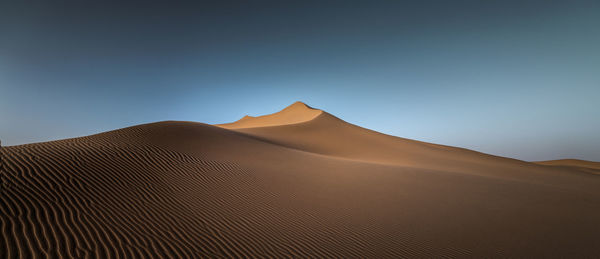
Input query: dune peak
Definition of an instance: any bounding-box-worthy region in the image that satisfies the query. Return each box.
[288,101,312,108]
[280,101,319,112]
[217,101,323,129]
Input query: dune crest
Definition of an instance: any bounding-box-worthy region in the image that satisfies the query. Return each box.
[217,101,323,129]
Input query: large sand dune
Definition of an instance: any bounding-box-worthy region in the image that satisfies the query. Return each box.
[1,102,599,258]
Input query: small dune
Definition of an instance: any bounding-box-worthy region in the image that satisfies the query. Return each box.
[1,102,599,258]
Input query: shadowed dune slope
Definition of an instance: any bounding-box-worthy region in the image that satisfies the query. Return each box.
[1,103,600,258]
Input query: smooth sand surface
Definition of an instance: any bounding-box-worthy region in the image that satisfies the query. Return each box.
[1,102,599,258]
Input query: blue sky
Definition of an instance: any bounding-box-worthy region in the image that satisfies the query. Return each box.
[1,0,599,161]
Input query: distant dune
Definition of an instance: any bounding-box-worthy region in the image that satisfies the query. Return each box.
[1,102,599,258]
[535,159,600,175]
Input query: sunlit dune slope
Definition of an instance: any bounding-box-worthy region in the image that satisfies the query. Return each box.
[217,101,322,129]
[2,102,600,258]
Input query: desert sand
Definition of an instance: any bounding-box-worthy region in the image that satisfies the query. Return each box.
[1,101,599,258]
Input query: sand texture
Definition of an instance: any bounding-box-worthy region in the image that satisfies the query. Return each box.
[1,102,599,258]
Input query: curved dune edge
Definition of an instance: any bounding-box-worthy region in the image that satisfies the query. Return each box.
[2,103,600,258]
[216,101,323,129]
[535,159,600,174]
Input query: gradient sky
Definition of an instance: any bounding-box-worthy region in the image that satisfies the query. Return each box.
[1,0,599,161]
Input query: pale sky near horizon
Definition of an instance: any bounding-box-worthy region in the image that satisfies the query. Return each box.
[1,0,599,161]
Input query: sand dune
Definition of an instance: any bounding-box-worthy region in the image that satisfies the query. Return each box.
[1,102,599,258]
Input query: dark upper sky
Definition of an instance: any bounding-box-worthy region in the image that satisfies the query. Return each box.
[1,0,599,161]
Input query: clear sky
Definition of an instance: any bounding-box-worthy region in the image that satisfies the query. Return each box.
[1,0,599,161]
